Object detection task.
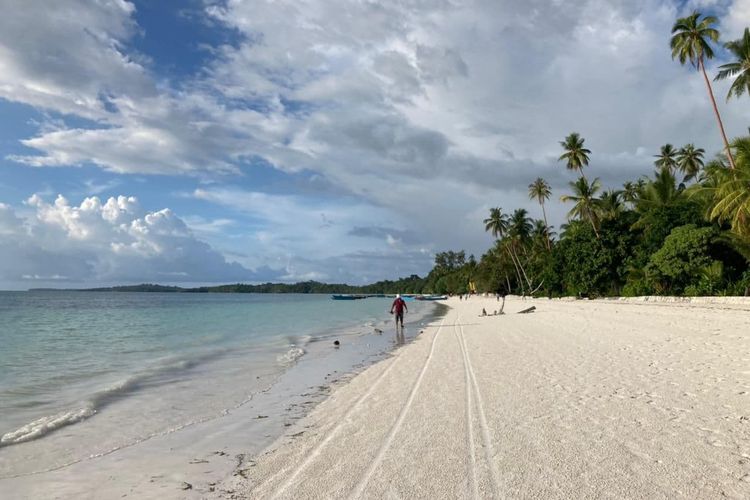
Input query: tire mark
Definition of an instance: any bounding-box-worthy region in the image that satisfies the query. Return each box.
[268,317,446,499]
[455,317,479,499]
[348,317,447,499]
[457,317,501,498]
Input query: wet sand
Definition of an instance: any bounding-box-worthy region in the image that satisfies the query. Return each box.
[230,296,750,499]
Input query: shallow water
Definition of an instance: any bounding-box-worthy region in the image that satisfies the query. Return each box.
[0,291,440,477]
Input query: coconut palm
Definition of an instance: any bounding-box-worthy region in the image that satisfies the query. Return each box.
[621,181,636,206]
[715,27,750,101]
[677,143,705,183]
[559,132,591,181]
[635,168,681,214]
[508,208,533,243]
[598,189,624,220]
[484,208,524,292]
[560,177,602,238]
[701,137,750,238]
[654,144,679,174]
[671,11,736,170]
[528,177,552,251]
[483,207,508,239]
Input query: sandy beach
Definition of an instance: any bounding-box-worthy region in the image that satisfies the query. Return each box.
[226,296,750,499]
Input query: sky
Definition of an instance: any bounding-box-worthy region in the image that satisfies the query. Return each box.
[0,0,749,289]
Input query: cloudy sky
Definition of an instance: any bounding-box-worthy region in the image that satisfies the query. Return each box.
[0,0,749,289]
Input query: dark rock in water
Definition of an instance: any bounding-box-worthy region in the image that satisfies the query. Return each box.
[180,482,192,490]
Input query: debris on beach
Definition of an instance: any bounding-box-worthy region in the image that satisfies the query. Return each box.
[518,306,536,314]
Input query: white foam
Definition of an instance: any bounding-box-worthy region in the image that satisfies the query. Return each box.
[277,347,305,365]
[1,407,96,446]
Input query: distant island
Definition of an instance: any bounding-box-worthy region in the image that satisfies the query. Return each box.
[30,275,429,295]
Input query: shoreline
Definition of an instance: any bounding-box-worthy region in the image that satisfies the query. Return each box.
[229,295,750,499]
[0,299,445,499]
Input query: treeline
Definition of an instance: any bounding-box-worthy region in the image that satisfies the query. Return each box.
[428,13,750,298]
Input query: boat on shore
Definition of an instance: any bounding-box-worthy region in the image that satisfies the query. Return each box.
[331,294,368,300]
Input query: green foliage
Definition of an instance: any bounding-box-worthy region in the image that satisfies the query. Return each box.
[644,224,717,294]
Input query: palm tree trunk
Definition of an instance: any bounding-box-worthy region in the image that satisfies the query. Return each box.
[699,57,736,170]
[505,246,525,294]
[578,167,588,183]
[511,242,533,289]
[540,202,552,252]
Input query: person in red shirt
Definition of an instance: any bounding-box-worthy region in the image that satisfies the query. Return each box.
[390,294,408,330]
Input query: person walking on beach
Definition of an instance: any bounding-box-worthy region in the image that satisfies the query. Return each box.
[390,294,407,331]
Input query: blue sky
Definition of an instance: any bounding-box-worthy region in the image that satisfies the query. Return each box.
[0,0,749,289]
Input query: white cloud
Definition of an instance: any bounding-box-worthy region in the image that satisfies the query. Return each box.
[2,0,750,285]
[0,194,274,287]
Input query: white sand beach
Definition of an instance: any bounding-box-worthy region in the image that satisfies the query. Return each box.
[227,296,750,499]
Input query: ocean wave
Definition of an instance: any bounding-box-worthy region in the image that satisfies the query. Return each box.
[0,349,231,448]
[1,407,96,446]
[276,346,305,365]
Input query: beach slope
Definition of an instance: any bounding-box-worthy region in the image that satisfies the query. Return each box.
[230,296,750,499]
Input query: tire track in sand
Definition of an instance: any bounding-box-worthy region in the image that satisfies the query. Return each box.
[456,316,501,498]
[454,317,480,499]
[269,318,446,499]
[348,317,447,499]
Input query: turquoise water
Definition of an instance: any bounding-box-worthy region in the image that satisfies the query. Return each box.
[0,291,438,476]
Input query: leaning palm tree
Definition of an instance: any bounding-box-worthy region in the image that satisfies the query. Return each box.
[484,208,524,292]
[715,27,750,101]
[559,132,591,181]
[654,144,679,174]
[676,143,705,183]
[560,177,602,238]
[671,11,736,169]
[528,177,552,251]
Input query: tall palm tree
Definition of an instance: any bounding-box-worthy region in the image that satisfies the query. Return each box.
[654,144,679,174]
[715,27,750,101]
[671,11,736,169]
[560,177,602,238]
[559,132,591,181]
[676,143,705,183]
[528,177,552,251]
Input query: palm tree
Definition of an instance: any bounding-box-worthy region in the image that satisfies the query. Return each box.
[671,11,736,170]
[484,208,524,293]
[635,168,681,214]
[654,144,679,174]
[559,132,591,181]
[715,27,750,101]
[599,189,624,220]
[483,207,508,239]
[676,143,705,183]
[700,137,750,238]
[528,177,552,251]
[508,208,533,243]
[560,177,602,238]
[622,181,637,206]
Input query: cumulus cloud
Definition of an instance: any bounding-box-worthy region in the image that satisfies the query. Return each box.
[0,195,277,287]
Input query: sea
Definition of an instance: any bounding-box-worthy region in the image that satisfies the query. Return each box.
[0,291,443,479]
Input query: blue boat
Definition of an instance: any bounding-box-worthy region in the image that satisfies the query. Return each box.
[331,294,367,300]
